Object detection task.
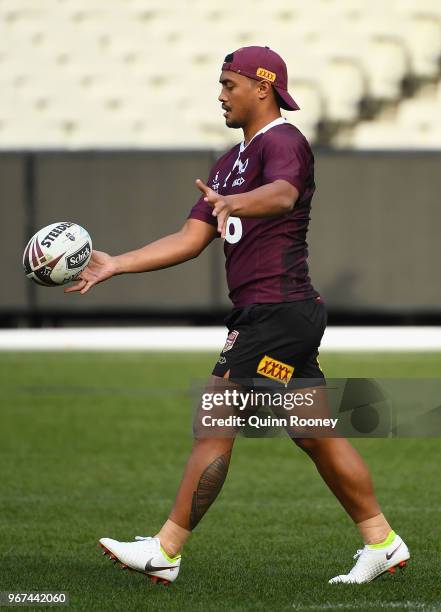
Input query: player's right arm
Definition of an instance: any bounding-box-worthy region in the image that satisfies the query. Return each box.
[64,218,216,295]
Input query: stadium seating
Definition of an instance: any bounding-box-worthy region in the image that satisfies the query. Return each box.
[0,0,440,148]
[345,83,441,148]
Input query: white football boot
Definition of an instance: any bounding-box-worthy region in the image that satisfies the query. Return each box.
[329,532,410,584]
[99,536,181,585]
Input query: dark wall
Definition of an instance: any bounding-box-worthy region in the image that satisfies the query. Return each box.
[1,150,440,324]
[310,152,441,310]
[34,152,217,311]
[1,155,28,310]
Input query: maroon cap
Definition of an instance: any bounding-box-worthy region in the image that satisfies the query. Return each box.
[221,46,300,111]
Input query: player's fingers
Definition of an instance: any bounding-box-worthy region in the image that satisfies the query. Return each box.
[211,200,227,217]
[220,212,228,237]
[80,279,96,294]
[64,279,87,293]
[196,179,218,206]
[219,211,230,238]
[195,178,210,196]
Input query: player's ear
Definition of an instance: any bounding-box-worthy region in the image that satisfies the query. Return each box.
[256,79,272,101]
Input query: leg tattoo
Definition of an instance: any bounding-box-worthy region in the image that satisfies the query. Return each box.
[189,453,230,530]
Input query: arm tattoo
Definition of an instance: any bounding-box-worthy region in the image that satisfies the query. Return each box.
[190,453,230,530]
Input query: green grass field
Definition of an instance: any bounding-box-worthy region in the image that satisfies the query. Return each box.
[1,352,440,611]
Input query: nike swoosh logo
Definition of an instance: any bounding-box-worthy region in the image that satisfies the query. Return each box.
[386,542,402,560]
[144,557,176,573]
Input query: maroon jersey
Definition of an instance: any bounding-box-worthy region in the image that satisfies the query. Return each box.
[189,118,319,307]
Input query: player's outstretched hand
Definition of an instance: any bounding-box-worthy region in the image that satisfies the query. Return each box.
[195,178,232,239]
[64,250,117,295]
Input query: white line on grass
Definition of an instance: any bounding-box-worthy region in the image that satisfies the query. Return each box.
[0,326,441,351]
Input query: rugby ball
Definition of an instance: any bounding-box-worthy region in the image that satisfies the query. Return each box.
[23,222,92,286]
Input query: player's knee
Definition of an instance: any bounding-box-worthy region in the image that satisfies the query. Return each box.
[293,437,321,454]
[191,437,234,455]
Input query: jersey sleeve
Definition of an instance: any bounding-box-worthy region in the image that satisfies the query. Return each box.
[187,166,219,229]
[261,128,312,196]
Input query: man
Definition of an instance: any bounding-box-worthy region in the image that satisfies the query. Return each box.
[66,46,409,585]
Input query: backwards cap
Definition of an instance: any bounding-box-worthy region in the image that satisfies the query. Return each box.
[222,45,299,111]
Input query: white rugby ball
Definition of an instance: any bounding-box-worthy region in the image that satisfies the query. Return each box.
[23,222,92,286]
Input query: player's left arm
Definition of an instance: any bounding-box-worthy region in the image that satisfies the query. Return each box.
[195,179,298,238]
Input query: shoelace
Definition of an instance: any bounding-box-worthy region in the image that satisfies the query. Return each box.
[135,536,153,542]
[353,548,364,560]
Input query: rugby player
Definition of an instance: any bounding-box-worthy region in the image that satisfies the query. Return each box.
[66,46,409,585]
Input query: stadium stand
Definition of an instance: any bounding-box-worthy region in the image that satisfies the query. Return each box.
[0,0,440,148]
[340,82,441,148]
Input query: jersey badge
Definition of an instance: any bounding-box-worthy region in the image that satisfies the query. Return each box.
[237,158,248,174]
[222,330,239,353]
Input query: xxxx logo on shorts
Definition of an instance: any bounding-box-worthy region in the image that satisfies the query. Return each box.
[222,330,239,353]
[257,355,294,385]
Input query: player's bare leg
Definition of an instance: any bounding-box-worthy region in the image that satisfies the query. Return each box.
[156,437,234,556]
[294,437,387,536]
[99,373,237,582]
[293,436,410,583]
[280,385,389,540]
[156,373,237,557]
